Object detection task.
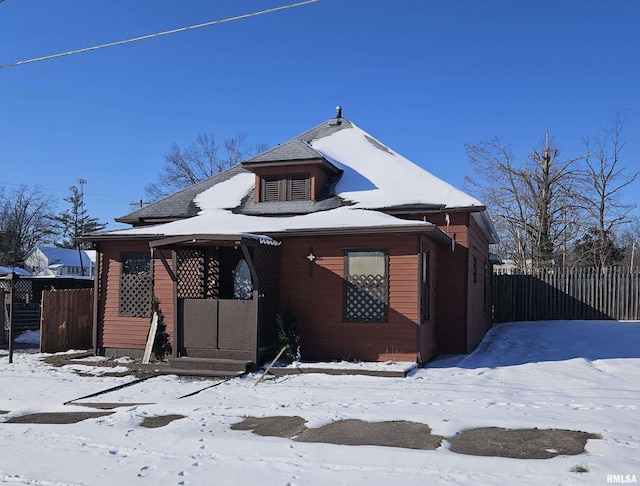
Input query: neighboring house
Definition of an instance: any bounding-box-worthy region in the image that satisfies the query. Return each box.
[23,246,96,278]
[0,266,30,277]
[84,108,499,371]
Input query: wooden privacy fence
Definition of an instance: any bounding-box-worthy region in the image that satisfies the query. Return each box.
[493,267,640,322]
[40,288,93,353]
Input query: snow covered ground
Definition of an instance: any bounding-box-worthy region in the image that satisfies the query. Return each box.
[1,320,638,485]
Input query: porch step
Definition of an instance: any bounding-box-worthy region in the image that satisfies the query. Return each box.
[159,368,246,379]
[180,349,254,361]
[168,357,252,375]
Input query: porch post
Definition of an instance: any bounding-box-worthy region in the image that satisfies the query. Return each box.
[240,241,260,290]
[172,249,178,358]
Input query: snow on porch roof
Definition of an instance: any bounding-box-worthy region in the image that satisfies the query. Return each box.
[107,205,452,245]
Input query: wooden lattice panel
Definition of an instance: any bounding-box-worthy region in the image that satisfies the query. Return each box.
[0,279,32,303]
[119,273,152,317]
[344,274,388,322]
[205,252,219,299]
[177,249,206,299]
[256,244,279,299]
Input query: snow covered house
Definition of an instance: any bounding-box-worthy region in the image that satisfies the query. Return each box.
[84,109,498,373]
[23,246,96,278]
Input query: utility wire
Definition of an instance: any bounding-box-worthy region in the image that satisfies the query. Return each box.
[0,0,321,69]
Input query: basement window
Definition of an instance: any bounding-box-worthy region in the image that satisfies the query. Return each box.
[260,174,310,202]
[119,253,152,317]
[343,250,389,322]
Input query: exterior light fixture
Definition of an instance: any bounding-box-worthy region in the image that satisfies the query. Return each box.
[306,249,317,263]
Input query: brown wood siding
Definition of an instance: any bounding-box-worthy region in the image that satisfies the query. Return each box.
[466,215,492,351]
[381,211,494,355]
[153,249,175,347]
[418,236,439,363]
[97,241,175,352]
[279,234,420,362]
[429,213,471,353]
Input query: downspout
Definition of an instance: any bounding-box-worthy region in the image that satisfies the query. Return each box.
[92,248,100,355]
[463,213,470,353]
[415,234,423,364]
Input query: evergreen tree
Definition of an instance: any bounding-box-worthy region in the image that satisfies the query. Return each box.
[573,227,626,268]
[50,185,106,248]
[276,311,300,363]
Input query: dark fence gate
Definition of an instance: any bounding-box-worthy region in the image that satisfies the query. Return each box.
[493,267,640,322]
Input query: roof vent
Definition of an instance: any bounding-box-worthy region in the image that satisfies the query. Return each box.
[328,105,343,126]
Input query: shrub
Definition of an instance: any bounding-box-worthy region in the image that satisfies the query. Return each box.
[151,294,172,361]
[276,311,300,363]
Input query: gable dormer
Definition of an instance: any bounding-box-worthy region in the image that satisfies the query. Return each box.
[242,138,342,203]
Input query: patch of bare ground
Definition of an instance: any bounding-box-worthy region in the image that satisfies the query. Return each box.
[446,427,602,459]
[231,416,307,438]
[3,411,113,424]
[139,414,186,428]
[232,416,601,458]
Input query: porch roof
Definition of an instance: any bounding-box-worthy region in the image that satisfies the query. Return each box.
[147,233,281,249]
[88,220,452,247]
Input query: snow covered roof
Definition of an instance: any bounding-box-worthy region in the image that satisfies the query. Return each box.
[116,164,248,224]
[0,266,30,276]
[27,246,95,268]
[309,122,482,210]
[103,113,496,243]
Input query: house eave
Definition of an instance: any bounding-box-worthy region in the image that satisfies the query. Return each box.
[79,224,452,246]
[242,157,342,175]
[266,223,452,244]
[114,216,185,225]
[78,233,161,243]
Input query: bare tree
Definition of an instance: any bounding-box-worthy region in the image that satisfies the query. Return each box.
[0,185,56,266]
[465,132,585,270]
[575,114,639,268]
[464,138,530,267]
[145,133,268,200]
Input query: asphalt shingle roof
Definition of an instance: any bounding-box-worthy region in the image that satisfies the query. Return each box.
[116,117,350,224]
[243,118,352,165]
[116,164,250,224]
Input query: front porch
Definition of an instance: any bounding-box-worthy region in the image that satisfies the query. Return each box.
[150,233,281,374]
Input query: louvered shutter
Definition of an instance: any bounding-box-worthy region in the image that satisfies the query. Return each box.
[289,175,310,201]
[262,177,281,202]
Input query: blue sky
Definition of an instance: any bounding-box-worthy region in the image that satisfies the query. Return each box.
[1,0,639,230]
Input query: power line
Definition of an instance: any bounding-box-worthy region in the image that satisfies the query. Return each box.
[0,0,321,70]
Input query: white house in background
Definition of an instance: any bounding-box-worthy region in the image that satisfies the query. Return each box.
[23,246,96,278]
